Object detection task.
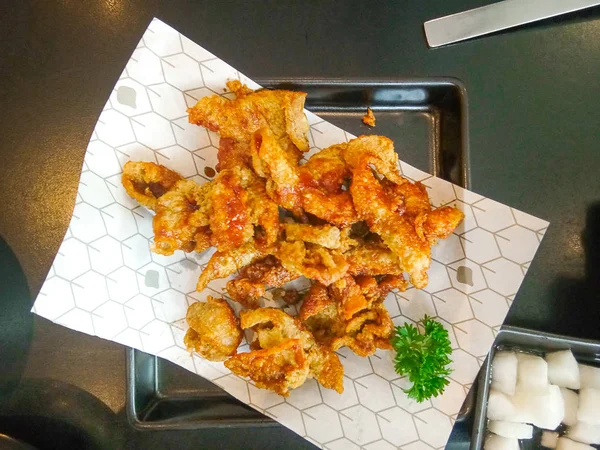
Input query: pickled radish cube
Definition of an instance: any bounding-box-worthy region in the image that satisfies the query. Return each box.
[492,351,518,395]
[546,350,580,389]
[488,421,533,439]
[568,422,600,445]
[561,388,579,426]
[513,384,564,429]
[577,388,600,424]
[542,431,559,449]
[485,434,519,450]
[556,437,594,450]
[578,364,600,389]
[487,390,518,421]
[517,353,548,390]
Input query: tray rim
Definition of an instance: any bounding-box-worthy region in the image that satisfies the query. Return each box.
[126,76,472,430]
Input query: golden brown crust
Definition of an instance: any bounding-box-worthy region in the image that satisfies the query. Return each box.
[277,241,349,286]
[184,297,243,362]
[225,255,298,309]
[196,241,268,291]
[362,108,376,127]
[122,161,182,211]
[187,85,309,172]
[224,339,309,396]
[416,206,465,244]
[300,274,402,357]
[152,179,212,255]
[225,308,344,395]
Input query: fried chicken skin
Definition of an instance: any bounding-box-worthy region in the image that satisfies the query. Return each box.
[277,241,349,286]
[122,161,182,211]
[188,82,309,172]
[362,108,376,127]
[209,167,279,252]
[225,339,309,396]
[196,241,268,291]
[415,206,465,244]
[299,275,404,357]
[283,223,341,249]
[184,296,243,362]
[251,129,357,226]
[350,154,432,288]
[224,308,344,396]
[152,179,212,255]
[225,255,298,309]
[345,242,403,276]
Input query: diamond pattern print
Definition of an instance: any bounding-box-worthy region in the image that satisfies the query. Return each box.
[32,18,549,450]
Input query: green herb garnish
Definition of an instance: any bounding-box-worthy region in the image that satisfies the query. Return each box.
[391,315,453,402]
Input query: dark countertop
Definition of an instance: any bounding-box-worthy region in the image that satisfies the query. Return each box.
[1,1,599,449]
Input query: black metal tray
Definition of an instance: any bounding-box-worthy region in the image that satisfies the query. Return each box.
[126,78,470,430]
[471,326,600,450]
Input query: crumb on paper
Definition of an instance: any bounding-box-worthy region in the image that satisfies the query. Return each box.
[362,108,376,127]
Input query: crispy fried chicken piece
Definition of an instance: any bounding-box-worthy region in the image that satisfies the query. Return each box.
[349,149,463,288]
[209,167,279,252]
[152,179,212,255]
[362,108,376,127]
[341,302,394,356]
[227,79,254,97]
[225,255,298,309]
[188,82,309,171]
[196,241,268,291]
[300,275,403,357]
[251,129,357,226]
[278,241,349,286]
[224,308,344,396]
[415,206,465,244]
[250,127,303,214]
[283,223,341,249]
[121,162,213,256]
[122,161,182,211]
[225,339,309,396]
[341,135,404,185]
[345,242,403,276]
[350,154,432,288]
[184,296,243,362]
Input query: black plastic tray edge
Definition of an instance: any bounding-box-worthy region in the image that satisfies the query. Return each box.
[126,76,471,430]
[125,350,275,430]
[470,326,600,450]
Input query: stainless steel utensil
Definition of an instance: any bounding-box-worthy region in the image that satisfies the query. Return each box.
[424,0,600,48]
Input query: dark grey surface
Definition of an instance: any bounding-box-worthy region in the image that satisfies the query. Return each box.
[127,78,470,431]
[471,327,600,450]
[1,1,599,449]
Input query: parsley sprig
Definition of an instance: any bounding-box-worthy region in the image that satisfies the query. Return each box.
[390,315,453,402]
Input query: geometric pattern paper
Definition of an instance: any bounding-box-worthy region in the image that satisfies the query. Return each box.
[32,18,549,450]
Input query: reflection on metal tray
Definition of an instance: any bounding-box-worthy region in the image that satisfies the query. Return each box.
[126,78,471,430]
[471,326,600,450]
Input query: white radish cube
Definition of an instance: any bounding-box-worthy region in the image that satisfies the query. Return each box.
[517,353,548,391]
[513,384,564,429]
[579,364,600,389]
[568,422,600,445]
[492,351,518,395]
[487,390,518,421]
[577,388,600,425]
[542,431,559,449]
[488,420,533,439]
[485,434,519,450]
[561,388,579,426]
[546,350,580,389]
[556,437,594,450]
